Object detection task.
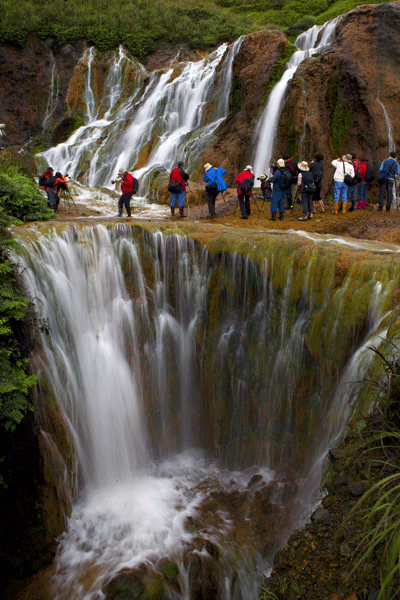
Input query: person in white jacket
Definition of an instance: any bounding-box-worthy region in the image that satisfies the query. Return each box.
[331,154,354,214]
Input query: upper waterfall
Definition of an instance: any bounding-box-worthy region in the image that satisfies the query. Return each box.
[38,39,243,196]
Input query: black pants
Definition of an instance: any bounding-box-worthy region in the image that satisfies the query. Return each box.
[238,193,251,218]
[118,193,133,216]
[378,179,394,210]
[207,190,219,217]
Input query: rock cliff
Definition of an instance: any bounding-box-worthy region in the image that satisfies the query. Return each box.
[0,3,400,182]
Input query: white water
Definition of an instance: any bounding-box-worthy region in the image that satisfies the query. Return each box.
[38,39,242,200]
[14,226,400,599]
[252,17,341,179]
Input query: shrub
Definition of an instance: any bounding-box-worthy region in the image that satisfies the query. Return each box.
[0,169,54,222]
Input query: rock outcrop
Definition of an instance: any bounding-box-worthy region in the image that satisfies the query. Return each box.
[275,2,400,186]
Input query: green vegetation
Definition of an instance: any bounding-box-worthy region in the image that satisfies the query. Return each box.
[0,154,53,486]
[349,344,400,599]
[0,0,391,59]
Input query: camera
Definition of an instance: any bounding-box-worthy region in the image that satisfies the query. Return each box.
[111,180,116,184]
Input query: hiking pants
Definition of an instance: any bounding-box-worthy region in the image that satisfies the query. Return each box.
[270,193,285,214]
[284,186,293,209]
[359,182,367,203]
[170,190,185,210]
[301,192,314,216]
[378,179,395,210]
[238,193,251,218]
[206,189,219,217]
[118,192,133,216]
[349,182,360,207]
[312,184,322,203]
[333,181,348,203]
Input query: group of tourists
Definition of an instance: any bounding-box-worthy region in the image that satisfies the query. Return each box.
[39,149,399,220]
[165,150,400,221]
[38,167,69,212]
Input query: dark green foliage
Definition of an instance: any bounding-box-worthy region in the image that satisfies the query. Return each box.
[0,168,54,222]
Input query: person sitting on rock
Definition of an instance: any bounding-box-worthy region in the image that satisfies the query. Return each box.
[235,165,254,220]
[269,159,286,221]
[203,163,227,218]
[283,154,298,209]
[331,154,354,214]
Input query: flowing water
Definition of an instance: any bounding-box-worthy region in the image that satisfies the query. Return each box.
[252,17,341,179]
[14,224,400,599]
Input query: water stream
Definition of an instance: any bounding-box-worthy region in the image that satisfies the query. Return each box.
[14,225,400,599]
[252,17,341,178]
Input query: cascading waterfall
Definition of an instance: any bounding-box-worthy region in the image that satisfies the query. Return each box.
[38,39,242,197]
[252,16,341,179]
[43,53,60,132]
[13,225,400,600]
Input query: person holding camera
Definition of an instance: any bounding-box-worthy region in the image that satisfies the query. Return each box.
[257,173,271,201]
[113,168,138,217]
[168,161,189,217]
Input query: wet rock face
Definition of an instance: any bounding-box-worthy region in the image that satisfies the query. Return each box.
[276,2,400,186]
[0,35,84,149]
[201,30,289,185]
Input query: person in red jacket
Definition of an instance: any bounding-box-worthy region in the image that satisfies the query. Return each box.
[115,168,135,217]
[235,165,254,219]
[169,161,189,217]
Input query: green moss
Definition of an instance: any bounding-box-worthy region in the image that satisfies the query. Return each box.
[262,41,297,105]
[328,78,352,154]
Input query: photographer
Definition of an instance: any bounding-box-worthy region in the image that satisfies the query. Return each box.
[269,159,286,221]
[257,172,271,201]
[112,168,138,218]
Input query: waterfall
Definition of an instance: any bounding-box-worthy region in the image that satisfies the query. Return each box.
[377,93,395,153]
[43,53,60,131]
[13,225,400,599]
[38,39,242,197]
[252,17,341,179]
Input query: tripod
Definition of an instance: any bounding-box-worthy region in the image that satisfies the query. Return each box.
[59,187,80,215]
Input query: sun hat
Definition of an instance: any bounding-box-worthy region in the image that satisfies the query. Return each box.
[245,165,254,173]
[342,154,353,164]
[118,168,126,176]
[277,159,285,168]
[204,163,212,171]
[258,173,267,180]
[298,161,309,171]
[0,124,5,129]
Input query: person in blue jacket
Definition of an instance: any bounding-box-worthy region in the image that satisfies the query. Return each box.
[203,163,227,217]
[378,151,400,211]
[269,159,286,220]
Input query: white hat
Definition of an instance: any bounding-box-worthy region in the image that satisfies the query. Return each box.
[0,124,5,129]
[258,173,267,180]
[245,165,253,173]
[204,163,212,171]
[342,154,353,164]
[277,159,285,168]
[298,161,309,171]
[118,168,126,176]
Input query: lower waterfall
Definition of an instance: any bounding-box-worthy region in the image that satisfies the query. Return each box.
[13,225,400,600]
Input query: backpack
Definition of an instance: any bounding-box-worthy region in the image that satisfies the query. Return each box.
[365,165,375,183]
[302,171,316,193]
[240,177,254,194]
[279,169,293,191]
[45,175,56,188]
[132,177,139,194]
[353,163,362,183]
[38,173,48,186]
[343,163,355,186]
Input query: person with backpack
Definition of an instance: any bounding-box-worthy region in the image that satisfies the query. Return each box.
[331,154,354,214]
[38,167,54,188]
[309,152,325,212]
[203,163,227,218]
[282,154,298,209]
[235,165,254,220]
[297,161,315,221]
[355,158,368,209]
[168,161,189,217]
[269,159,286,221]
[257,173,272,201]
[114,168,138,217]
[348,152,362,212]
[377,151,400,212]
